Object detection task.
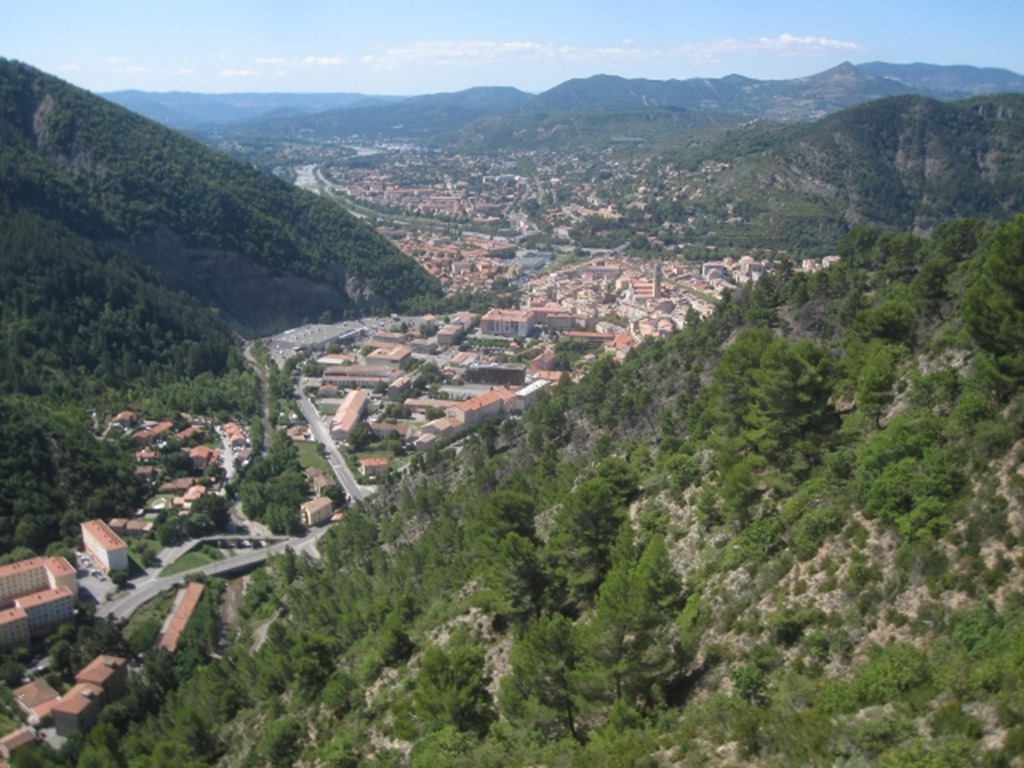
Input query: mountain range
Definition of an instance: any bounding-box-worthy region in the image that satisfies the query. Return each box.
[101,61,1024,139]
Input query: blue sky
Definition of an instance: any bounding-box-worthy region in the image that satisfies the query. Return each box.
[3,0,1022,95]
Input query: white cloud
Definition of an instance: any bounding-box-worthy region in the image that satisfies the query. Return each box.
[361,34,860,72]
[255,56,342,67]
[219,68,261,78]
[676,33,860,60]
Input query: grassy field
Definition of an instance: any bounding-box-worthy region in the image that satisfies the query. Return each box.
[296,440,332,473]
[159,546,224,578]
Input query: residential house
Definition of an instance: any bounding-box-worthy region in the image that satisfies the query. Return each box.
[188,445,219,472]
[0,727,37,760]
[300,497,334,527]
[359,457,390,477]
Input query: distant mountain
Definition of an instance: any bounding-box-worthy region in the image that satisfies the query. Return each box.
[0,59,441,338]
[134,62,1024,145]
[101,90,405,130]
[857,61,1024,96]
[527,62,1024,121]
[225,86,533,141]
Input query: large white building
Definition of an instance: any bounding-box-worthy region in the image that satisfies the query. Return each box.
[81,520,128,574]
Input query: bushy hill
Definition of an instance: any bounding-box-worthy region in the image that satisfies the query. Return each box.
[49,215,1024,767]
[662,94,1024,251]
[0,58,441,336]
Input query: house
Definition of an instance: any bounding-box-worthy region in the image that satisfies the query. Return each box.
[131,420,174,446]
[46,655,128,736]
[300,497,334,527]
[107,518,154,538]
[0,727,37,760]
[222,422,248,448]
[110,410,136,430]
[304,467,335,496]
[359,457,390,477]
[50,683,105,736]
[158,583,204,653]
[189,445,220,472]
[80,520,128,574]
[13,678,60,723]
[75,655,128,700]
[16,588,75,638]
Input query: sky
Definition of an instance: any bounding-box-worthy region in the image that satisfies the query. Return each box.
[3,0,1022,96]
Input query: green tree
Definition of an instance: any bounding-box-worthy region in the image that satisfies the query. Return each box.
[415,641,494,737]
[500,612,582,742]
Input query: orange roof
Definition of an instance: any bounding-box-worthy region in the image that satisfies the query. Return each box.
[359,456,390,468]
[13,679,58,716]
[0,556,46,581]
[75,655,126,688]
[0,606,27,627]
[50,683,103,716]
[158,583,204,653]
[81,519,126,553]
[16,586,73,608]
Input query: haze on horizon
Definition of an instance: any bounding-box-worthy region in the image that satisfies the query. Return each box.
[4,0,1023,96]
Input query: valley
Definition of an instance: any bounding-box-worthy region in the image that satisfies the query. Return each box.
[1,56,1024,767]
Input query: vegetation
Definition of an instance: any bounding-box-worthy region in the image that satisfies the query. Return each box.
[9,214,1017,767]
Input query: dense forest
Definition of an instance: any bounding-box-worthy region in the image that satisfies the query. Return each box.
[11,215,1020,767]
[0,58,442,335]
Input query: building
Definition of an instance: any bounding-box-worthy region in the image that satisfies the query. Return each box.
[365,344,413,368]
[75,655,128,700]
[16,588,75,638]
[50,683,105,736]
[300,497,334,527]
[330,389,371,442]
[359,456,390,477]
[158,584,204,653]
[0,607,30,651]
[515,379,552,412]
[81,519,129,574]
[22,655,127,736]
[0,557,78,651]
[480,308,537,338]
[446,388,516,429]
[0,727,37,760]
[0,557,77,607]
[322,365,398,390]
[13,678,61,723]
[464,364,527,387]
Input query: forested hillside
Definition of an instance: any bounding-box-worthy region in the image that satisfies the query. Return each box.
[39,215,1023,767]
[0,58,441,336]
[666,94,1024,250]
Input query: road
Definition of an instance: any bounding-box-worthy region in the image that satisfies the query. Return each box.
[296,391,376,502]
[96,526,331,621]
